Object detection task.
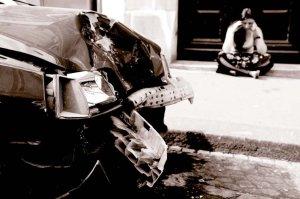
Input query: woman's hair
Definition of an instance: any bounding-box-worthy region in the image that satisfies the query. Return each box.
[241,8,252,20]
[234,26,247,51]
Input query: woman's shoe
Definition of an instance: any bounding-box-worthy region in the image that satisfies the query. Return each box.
[249,70,260,79]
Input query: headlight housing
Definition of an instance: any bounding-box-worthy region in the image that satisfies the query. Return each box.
[46,71,118,119]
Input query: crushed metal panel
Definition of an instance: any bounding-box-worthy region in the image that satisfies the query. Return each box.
[0,6,92,71]
[105,21,164,89]
[0,34,63,70]
[79,12,166,93]
[111,110,168,187]
[0,56,45,104]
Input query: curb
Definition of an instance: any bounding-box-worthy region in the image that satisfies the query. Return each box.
[163,131,300,162]
[168,146,300,170]
[170,61,300,78]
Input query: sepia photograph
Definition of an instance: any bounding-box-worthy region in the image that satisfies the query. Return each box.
[0,0,299,198]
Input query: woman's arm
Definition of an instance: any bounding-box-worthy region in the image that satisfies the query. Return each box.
[254,26,267,54]
[222,21,242,53]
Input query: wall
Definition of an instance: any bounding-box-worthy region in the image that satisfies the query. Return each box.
[102,0,178,64]
[22,0,92,9]
[42,0,91,9]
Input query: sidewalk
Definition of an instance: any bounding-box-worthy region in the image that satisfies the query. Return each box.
[165,61,300,146]
[151,147,300,199]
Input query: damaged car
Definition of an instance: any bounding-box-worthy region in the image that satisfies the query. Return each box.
[0,4,194,198]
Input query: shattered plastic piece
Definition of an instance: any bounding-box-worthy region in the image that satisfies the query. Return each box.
[127,77,194,108]
[111,110,168,187]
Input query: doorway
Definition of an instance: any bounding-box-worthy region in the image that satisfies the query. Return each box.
[177,0,300,63]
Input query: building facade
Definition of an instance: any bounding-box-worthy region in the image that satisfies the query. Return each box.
[18,0,300,64]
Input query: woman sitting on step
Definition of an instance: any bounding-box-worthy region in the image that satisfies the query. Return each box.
[217,8,273,78]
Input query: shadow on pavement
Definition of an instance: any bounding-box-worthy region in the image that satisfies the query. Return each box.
[162,131,214,151]
[163,131,300,162]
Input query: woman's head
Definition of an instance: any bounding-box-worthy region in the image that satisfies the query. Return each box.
[241,8,255,30]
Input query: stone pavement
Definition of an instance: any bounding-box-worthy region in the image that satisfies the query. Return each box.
[155,62,300,198]
[151,148,300,199]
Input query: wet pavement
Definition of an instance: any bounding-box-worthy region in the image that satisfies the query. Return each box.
[149,147,300,199]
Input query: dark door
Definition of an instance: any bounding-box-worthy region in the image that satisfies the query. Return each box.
[177,0,300,63]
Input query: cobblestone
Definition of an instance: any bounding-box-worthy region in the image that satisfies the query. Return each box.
[182,147,196,154]
[260,188,281,197]
[202,185,239,198]
[168,145,182,152]
[163,173,190,187]
[152,149,300,198]
[237,193,272,199]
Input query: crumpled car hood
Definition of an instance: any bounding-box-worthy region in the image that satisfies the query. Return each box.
[0,5,90,71]
[0,5,165,93]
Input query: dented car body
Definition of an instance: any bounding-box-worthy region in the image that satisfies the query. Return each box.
[0,5,193,197]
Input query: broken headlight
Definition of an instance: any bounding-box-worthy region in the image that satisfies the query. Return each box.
[79,72,117,107]
[46,71,117,119]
